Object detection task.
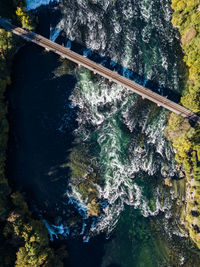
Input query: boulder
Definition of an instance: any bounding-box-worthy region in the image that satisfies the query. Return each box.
[181,28,197,45]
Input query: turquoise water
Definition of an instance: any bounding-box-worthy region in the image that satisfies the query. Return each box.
[50,0,182,239]
[7,0,200,265]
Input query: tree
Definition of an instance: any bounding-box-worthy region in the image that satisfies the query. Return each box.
[16,7,34,30]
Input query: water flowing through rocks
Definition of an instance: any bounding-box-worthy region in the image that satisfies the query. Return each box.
[44,0,182,240]
[8,0,200,266]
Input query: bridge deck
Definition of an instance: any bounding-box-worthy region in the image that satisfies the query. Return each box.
[0,17,199,124]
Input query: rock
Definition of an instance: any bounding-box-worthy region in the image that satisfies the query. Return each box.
[164,177,173,187]
[181,28,197,45]
[138,147,143,153]
[179,170,185,178]
[163,170,167,177]
[87,199,100,217]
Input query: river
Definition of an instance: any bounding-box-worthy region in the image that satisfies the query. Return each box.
[7,0,200,266]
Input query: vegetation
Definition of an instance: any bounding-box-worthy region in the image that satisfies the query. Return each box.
[171,0,200,112]
[165,0,200,248]
[0,1,67,266]
[2,192,67,267]
[0,0,34,30]
[15,6,34,30]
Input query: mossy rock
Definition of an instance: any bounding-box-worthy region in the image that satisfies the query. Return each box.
[87,199,100,217]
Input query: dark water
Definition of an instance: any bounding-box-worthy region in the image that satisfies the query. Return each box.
[7,0,200,266]
[8,43,77,214]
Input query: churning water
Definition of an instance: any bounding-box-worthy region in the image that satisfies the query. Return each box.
[37,0,185,241]
[7,0,200,265]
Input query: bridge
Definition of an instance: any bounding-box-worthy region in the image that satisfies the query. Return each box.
[0,17,199,124]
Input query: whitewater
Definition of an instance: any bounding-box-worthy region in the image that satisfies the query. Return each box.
[25,0,184,242]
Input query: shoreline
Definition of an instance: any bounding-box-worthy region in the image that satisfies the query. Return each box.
[1,0,200,265]
[165,0,200,249]
[0,2,68,266]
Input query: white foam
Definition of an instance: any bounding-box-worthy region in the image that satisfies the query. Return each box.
[47,0,181,239]
[64,65,177,237]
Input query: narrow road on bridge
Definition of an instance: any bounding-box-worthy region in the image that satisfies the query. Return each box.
[0,17,199,124]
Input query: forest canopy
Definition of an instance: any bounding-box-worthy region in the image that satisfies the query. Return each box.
[171,0,200,112]
[165,0,200,249]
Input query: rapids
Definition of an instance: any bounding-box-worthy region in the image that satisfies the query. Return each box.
[8,0,200,265]
[45,0,182,239]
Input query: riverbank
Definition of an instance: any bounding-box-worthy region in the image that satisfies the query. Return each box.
[165,0,200,249]
[0,1,67,266]
[3,0,200,266]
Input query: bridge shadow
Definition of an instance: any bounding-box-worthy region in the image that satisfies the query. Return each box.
[55,32,181,103]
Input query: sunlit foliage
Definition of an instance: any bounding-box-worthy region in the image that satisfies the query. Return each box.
[171,0,200,112]
[166,0,200,249]
[16,7,34,30]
